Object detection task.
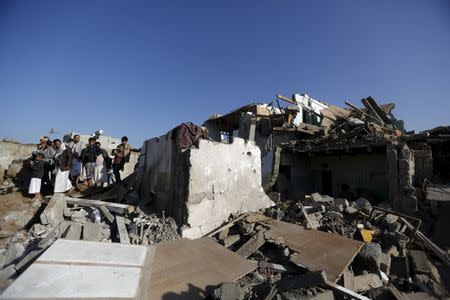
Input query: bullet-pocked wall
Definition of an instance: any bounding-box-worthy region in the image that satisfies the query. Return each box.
[275,147,389,202]
[136,133,274,239]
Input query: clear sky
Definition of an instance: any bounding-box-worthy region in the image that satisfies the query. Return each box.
[1,0,449,146]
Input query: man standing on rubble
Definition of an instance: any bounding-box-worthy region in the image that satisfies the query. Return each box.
[112,136,132,183]
[69,134,84,185]
[80,137,101,187]
[53,139,72,193]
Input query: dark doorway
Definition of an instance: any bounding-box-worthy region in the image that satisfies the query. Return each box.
[322,170,332,195]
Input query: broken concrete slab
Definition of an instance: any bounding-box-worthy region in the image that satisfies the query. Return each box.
[213,282,247,300]
[380,253,391,274]
[223,234,241,248]
[1,239,153,299]
[353,243,382,274]
[63,222,82,240]
[116,216,130,244]
[353,273,382,292]
[409,250,433,277]
[280,287,334,300]
[3,263,143,299]
[40,193,66,227]
[276,271,327,292]
[82,222,101,241]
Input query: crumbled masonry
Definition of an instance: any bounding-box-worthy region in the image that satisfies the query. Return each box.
[0,93,449,299]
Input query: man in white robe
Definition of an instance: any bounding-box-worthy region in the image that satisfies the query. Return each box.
[69,134,84,185]
[53,139,73,193]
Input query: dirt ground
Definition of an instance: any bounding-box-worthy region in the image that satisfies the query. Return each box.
[0,192,42,249]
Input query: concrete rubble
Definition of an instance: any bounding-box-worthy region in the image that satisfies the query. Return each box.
[0,93,449,299]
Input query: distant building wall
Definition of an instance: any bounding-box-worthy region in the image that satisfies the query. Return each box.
[0,141,35,170]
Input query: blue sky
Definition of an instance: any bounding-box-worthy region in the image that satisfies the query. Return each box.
[1,1,449,146]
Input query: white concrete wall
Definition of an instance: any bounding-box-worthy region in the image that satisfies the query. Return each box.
[182,138,274,238]
[136,133,273,239]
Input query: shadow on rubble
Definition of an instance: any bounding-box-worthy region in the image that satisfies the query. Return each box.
[162,283,215,300]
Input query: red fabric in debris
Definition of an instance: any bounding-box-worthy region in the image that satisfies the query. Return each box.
[176,122,203,149]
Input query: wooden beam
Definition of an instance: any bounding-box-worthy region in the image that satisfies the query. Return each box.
[276,94,296,105]
[361,98,384,124]
[204,213,251,237]
[236,230,265,258]
[64,196,134,214]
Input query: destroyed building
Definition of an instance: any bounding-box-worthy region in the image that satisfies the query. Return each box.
[0,93,449,300]
[203,95,419,215]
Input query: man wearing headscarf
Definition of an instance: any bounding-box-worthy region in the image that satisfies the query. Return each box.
[53,139,72,193]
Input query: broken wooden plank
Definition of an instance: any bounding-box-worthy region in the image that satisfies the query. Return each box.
[148,238,257,299]
[64,196,134,214]
[235,230,265,258]
[276,94,296,105]
[99,205,115,223]
[361,98,384,125]
[205,213,250,237]
[116,216,130,244]
[260,219,363,282]
[366,97,393,125]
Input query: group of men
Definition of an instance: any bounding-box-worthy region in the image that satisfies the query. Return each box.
[28,135,132,200]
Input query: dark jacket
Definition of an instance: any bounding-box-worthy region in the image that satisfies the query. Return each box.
[30,160,45,179]
[56,147,72,170]
[80,145,101,164]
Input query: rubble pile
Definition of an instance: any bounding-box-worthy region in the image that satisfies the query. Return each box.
[0,187,181,292]
[206,193,450,299]
[281,97,402,154]
[0,93,449,299]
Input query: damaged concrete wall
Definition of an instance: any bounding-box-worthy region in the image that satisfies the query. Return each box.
[183,138,273,238]
[136,133,174,210]
[136,134,273,239]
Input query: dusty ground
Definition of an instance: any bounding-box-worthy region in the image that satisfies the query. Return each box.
[0,192,42,249]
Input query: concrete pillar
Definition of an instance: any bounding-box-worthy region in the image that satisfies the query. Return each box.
[386,144,399,210]
[397,143,417,215]
[238,114,256,141]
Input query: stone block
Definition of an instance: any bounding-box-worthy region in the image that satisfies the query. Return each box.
[353,273,382,292]
[409,250,432,277]
[1,239,151,299]
[354,243,382,274]
[40,194,67,227]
